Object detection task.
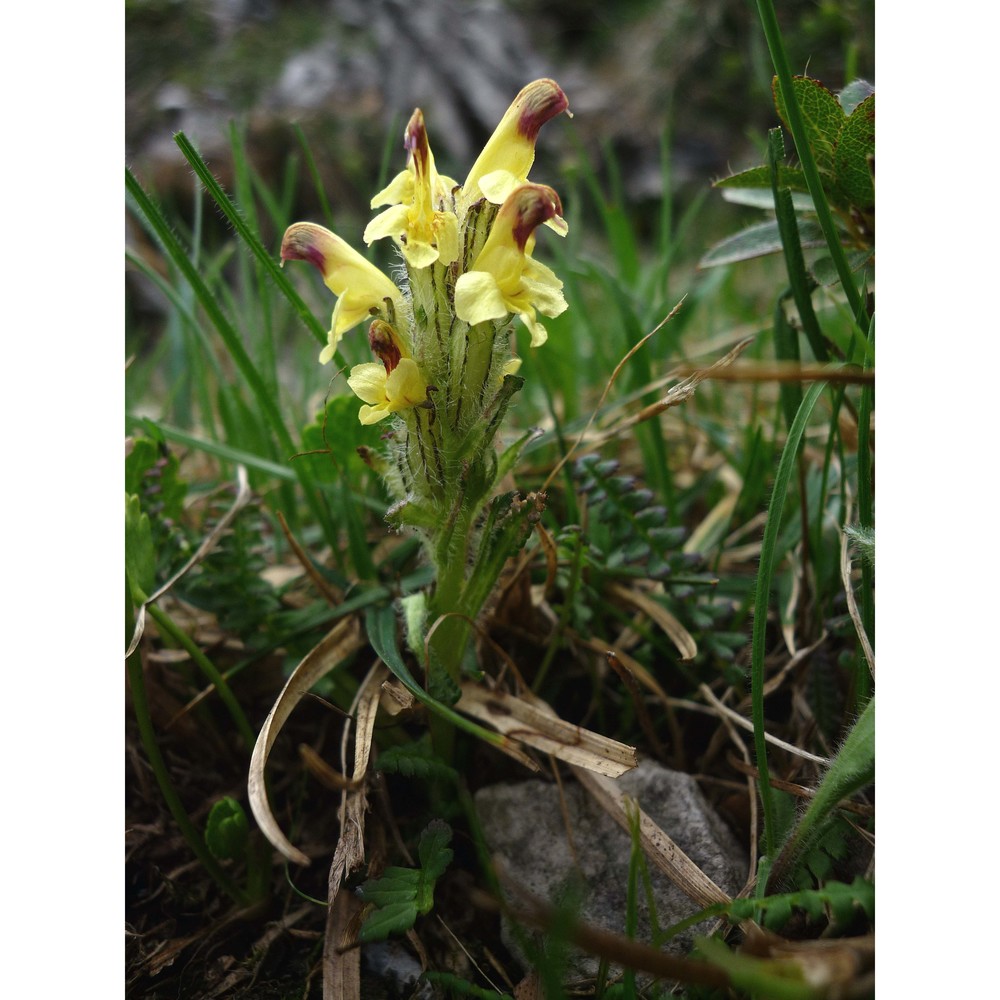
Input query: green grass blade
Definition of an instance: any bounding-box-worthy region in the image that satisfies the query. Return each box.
[126,167,293,451]
[751,379,826,858]
[172,131,344,363]
[293,123,336,228]
[767,128,829,364]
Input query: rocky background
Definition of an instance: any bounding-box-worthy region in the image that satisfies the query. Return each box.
[126,0,874,228]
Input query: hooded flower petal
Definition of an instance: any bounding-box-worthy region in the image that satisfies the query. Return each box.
[280,222,403,363]
[454,184,568,347]
[364,109,460,269]
[347,358,428,425]
[461,79,570,234]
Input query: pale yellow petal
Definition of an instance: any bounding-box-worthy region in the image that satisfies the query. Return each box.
[434,212,460,266]
[346,362,390,405]
[363,204,410,246]
[370,170,412,209]
[385,358,428,408]
[455,271,510,325]
[521,274,568,318]
[520,312,549,348]
[462,80,569,203]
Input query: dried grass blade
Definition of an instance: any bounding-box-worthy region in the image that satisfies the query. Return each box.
[324,662,387,997]
[592,336,755,446]
[324,892,362,1000]
[457,684,637,777]
[248,617,364,865]
[572,766,734,908]
[610,583,697,661]
[841,526,875,679]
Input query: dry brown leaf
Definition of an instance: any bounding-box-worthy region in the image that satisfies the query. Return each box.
[457,684,637,777]
[323,663,388,997]
[379,677,415,716]
[572,767,733,909]
[323,892,362,1000]
[247,617,364,866]
[609,582,697,661]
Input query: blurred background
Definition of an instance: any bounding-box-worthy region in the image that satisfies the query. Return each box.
[126,0,874,258]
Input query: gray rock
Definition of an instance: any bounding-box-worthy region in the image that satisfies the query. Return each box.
[474,759,747,981]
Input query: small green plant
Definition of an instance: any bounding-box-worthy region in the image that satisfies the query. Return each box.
[701,74,874,281]
[357,820,453,942]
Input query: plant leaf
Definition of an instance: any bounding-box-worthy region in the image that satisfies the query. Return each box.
[125,494,156,602]
[838,79,875,116]
[205,796,249,861]
[715,164,808,193]
[721,187,816,212]
[699,219,827,267]
[772,75,845,176]
[833,93,875,211]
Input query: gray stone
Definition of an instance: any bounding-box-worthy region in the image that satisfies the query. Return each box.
[474,759,747,981]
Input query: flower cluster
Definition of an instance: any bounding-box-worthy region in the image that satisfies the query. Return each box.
[281,79,571,689]
[280,79,570,444]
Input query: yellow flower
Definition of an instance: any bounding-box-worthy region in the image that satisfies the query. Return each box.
[346,320,429,424]
[364,109,460,269]
[454,184,568,347]
[347,359,429,425]
[461,79,570,236]
[280,221,403,364]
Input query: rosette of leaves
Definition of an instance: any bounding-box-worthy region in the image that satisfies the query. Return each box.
[701,76,874,282]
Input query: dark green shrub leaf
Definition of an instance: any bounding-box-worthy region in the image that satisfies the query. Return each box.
[357,900,420,942]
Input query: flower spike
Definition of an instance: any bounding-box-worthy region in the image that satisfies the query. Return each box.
[461,79,570,235]
[454,183,568,347]
[364,109,460,269]
[280,222,403,363]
